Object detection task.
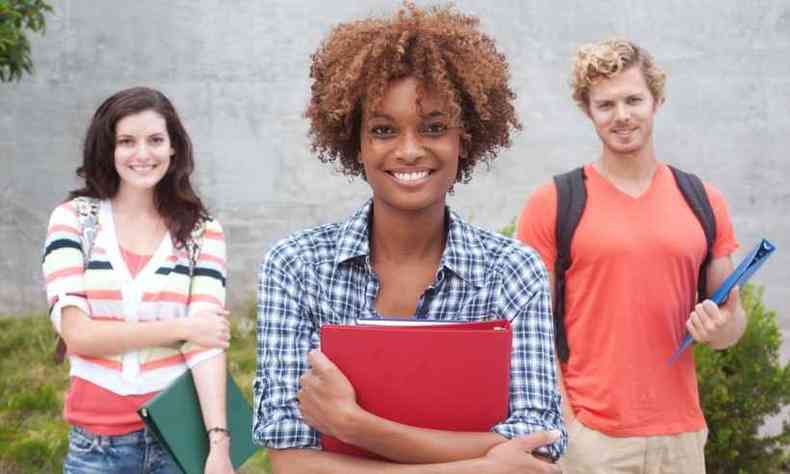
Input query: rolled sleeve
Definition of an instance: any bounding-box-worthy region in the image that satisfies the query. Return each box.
[50,294,91,334]
[252,243,319,449]
[494,247,567,459]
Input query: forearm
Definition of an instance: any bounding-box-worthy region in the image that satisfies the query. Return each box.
[192,352,230,455]
[192,351,228,429]
[61,306,187,356]
[341,410,506,463]
[269,448,493,474]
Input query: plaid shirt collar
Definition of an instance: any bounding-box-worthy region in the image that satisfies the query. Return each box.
[334,199,487,288]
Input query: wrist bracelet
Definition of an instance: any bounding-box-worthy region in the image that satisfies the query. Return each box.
[206,427,231,441]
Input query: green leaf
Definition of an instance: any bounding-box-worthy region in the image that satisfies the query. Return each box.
[0,0,52,82]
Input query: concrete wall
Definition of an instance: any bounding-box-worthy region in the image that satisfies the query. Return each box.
[2,1,788,376]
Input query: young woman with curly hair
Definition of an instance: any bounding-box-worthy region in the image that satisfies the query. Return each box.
[43,87,234,473]
[254,4,565,473]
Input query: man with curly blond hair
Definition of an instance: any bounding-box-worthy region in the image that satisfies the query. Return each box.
[253,3,566,473]
[517,38,745,473]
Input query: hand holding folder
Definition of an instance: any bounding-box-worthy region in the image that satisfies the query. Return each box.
[319,319,512,459]
[668,238,776,365]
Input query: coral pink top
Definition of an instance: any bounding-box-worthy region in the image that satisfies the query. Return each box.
[68,247,155,435]
[43,199,227,435]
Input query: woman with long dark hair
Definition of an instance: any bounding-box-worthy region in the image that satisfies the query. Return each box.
[43,87,234,473]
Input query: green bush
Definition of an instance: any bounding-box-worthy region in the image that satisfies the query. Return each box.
[695,284,790,473]
[498,219,516,238]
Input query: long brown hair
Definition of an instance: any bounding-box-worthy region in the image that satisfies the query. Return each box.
[69,86,207,245]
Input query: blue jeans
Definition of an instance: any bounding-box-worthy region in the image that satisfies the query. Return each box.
[63,426,181,474]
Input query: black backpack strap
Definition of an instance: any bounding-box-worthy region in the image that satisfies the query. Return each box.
[669,166,716,302]
[552,167,587,363]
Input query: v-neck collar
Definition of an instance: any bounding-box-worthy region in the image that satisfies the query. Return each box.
[99,199,172,283]
[586,162,664,201]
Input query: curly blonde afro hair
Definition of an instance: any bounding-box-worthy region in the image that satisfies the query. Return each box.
[305,2,521,183]
[571,38,666,112]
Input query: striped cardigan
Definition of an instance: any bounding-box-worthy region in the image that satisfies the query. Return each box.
[42,198,227,395]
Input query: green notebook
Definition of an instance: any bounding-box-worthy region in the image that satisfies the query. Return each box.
[138,370,257,474]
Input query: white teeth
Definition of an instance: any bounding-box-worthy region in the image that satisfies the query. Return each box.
[130,164,156,172]
[393,170,429,182]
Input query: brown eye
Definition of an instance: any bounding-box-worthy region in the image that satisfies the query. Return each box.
[422,123,448,135]
[370,126,396,137]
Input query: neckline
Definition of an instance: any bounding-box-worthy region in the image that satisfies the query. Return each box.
[587,162,664,201]
[119,246,152,259]
[101,200,171,283]
[120,246,153,279]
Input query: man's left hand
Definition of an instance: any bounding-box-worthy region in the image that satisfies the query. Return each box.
[686,287,739,346]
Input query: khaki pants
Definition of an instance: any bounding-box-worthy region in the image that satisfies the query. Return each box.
[559,419,707,474]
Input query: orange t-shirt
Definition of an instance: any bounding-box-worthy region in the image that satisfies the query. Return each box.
[517,163,738,437]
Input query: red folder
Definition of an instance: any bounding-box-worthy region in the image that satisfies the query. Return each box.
[319,319,512,459]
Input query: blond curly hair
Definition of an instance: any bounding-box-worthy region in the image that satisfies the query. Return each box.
[571,38,666,111]
[305,2,521,183]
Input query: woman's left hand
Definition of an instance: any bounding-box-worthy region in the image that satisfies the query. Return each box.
[298,349,360,440]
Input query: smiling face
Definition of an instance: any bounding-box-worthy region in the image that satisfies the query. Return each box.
[113,109,173,194]
[587,65,660,158]
[359,76,462,216]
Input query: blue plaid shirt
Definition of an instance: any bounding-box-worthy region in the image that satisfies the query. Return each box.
[253,200,567,459]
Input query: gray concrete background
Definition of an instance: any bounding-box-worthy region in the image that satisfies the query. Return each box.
[1,0,788,420]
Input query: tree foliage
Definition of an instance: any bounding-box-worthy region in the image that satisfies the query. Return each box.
[0,0,52,82]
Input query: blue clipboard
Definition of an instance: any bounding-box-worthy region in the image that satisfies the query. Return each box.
[667,238,776,365]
